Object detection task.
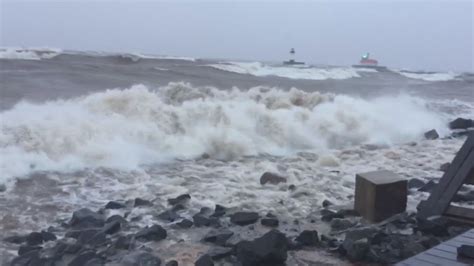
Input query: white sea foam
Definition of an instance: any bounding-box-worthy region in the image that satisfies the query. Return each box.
[0,47,62,60]
[398,71,458,82]
[0,83,450,185]
[208,62,364,80]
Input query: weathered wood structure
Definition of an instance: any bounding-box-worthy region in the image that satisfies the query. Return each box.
[418,132,474,223]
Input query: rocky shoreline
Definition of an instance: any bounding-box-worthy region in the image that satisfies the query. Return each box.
[4,118,474,266]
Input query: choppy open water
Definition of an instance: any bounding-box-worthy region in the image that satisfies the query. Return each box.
[0,49,473,263]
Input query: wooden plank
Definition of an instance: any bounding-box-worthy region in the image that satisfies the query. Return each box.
[419,133,474,218]
[426,247,459,260]
[399,258,435,266]
[415,253,468,266]
[435,152,474,216]
[455,235,474,243]
[445,205,474,220]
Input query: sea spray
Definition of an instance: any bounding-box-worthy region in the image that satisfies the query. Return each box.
[0,82,447,184]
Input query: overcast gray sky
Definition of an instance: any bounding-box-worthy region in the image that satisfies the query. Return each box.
[1,0,473,72]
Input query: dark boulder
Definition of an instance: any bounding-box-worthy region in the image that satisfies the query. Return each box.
[106,214,127,225]
[408,178,426,189]
[168,194,191,206]
[134,198,153,207]
[165,260,178,266]
[26,232,44,246]
[295,230,319,246]
[115,235,134,250]
[102,220,122,235]
[416,217,449,236]
[18,245,42,256]
[321,209,343,222]
[211,205,226,217]
[136,225,167,242]
[158,210,181,222]
[457,245,474,259]
[193,214,211,227]
[235,230,288,266]
[208,247,233,260]
[4,235,27,244]
[260,172,287,185]
[202,229,233,246]
[261,218,279,227]
[195,254,214,266]
[342,238,369,262]
[330,218,354,231]
[120,251,162,266]
[401,242,426,258]
[10,250,41,266]
[176,219,193,229]
[418,180,437,192]
[105,201,126,209]
[449,118,474,130]
[322,199,333,208]
[70,208,105,229]
[69,250,100,266]
[424,129,439,140]
[77,229,107,246]
[230,212,259,226]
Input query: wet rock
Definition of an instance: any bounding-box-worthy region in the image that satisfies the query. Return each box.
[106,214,127,225]
[330,218,354,231]
[10,250,41,266]
[424,129,439,140]
[419,236,441,249]
[261,218,279,227]
[25,232,44,246]
[337,209,360,217]
[136,225,167,242]
[457,245,474,259]
[84,258,105,266]
[69,250,100,266]
[416,217,449,236]
[235,230,288,265]
[77,229,107,246]
[134,198,153,207]
[260,172,287,185]
[4,235,26,244]
[70,208,105,229]
[295,230,319,246]
[18,245,42,256]
[193,214,211,227]
[175,219,193,229]
[449,117,474,130]
[115,235,134,250]
[0,184,6,192]
[230,212,259,226]
[105,201,126,209]
[288,184,296,191]
[439,162,451,172]
[448,226,470,237]
[168,194,191,206]
[322,199,333,208]
[418,180,437,192]
[202,229,233,246]
[120,251,162,266]
[321,209,344,222]
[165,260,178,266]
[195,254,214,266]
[102,220,121,235]
[342,238,369,262]
[401,241,425,258]
[208,247,233,260]
[158,210,181,222]
[211,204,226,217]
[408,178,426,189]
[345,227,379,242]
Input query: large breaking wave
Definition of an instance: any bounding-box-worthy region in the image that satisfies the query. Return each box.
[0,82,448,184]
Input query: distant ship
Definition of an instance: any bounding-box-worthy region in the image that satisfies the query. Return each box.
[352,53,387,71]
[283,48,305,65]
